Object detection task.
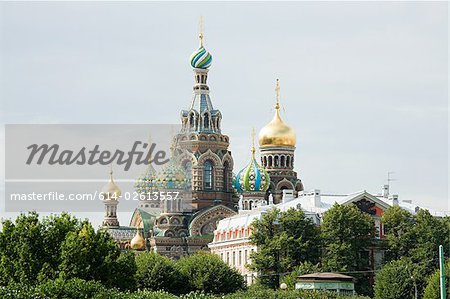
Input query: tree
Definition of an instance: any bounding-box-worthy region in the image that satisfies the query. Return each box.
[320,203,373,295]
[381,205,415,262]
[0,213,90,285]
[374,258,417,299]
[0,212,136,291]
[249,208,320,288]
[423,262,450,299]
[176,251,245,294]
[321,204,373,272]
[135,252,182,294]
[58,221,123,285]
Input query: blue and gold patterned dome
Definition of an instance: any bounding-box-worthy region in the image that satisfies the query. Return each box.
[156,158,190,190]
[234,141,270,193]
[134,163,158,195]
[189,33,212,69]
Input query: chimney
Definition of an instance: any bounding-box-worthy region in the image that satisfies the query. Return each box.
[382,184,389,198]
[314,189,321,208]
[389,194,399,206]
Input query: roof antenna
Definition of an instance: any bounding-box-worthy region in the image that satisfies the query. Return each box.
[383,171,396,198]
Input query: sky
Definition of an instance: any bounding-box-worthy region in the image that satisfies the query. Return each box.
[0,2,448,227]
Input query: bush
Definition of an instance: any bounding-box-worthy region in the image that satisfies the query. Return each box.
[176,251,245,294]
[135,252,182,294]
[222,287,369,299]
[35,278,111,299]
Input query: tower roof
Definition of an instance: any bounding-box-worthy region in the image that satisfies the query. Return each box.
[258,79,296,147]
[101,168,121,200]
[234,130,270,193]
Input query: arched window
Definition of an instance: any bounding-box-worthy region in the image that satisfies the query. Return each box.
[204,160,213,190]
[223,161,229,191]
[203,114,209,129]
[189,113,195,128]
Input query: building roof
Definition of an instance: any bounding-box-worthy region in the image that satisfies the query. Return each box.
[212,187,447,238]
[298,272,354,282]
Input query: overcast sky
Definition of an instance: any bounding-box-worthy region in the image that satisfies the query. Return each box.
[0,2,448,227]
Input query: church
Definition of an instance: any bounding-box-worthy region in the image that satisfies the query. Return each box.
[99,28,433,267]
[99,29,303,258]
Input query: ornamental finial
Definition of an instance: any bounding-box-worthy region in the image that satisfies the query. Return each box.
[251,128,256,158]
[275,79,280,110]
[190,16,212,69]
[198,16,204,47]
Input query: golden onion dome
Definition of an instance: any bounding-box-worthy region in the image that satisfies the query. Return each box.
[130,227,145,250]
[258,80,296,147]
[101,170,122,200]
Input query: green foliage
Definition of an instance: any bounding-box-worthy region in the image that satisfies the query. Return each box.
[135,252,182,294]
[176,251,245,294]
[0,212,82,285]
[321,204,373,272]
[320,204,373,296]
[249,208,320,288]
[222,287,369,299]
[422,262,450,299]
[282,261,320,290]
[374,258,417,299]
[381,205,416,261]
[113,251,138,291]
[382,207,450,296]
[0,212,136,291]
[0,279,370,299]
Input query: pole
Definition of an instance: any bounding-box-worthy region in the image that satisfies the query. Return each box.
[439,245,446,299]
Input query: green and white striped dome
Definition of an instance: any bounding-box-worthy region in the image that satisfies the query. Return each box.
[190,46,212,69]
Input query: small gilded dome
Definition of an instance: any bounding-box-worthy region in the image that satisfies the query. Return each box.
[258,79,296,147]
[156,158,190,190]
[130,228,145,250]
[101,171,121,200]
[134,163,158,195]
[235,143,270,193]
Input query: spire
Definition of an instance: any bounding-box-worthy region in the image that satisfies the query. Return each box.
[109,164,114,182]
[190,17,212,69]
[275,79,280,110]
[199,16,204,47]
[251,128,256,158]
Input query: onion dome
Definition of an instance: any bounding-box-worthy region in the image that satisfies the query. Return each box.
[130,227,145,250]
[101,170,121,200]
[189,33,212,69]
[235,131,270,193]
[259,79,296,147]
[155,158,189,190]
[134,163,158,195]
